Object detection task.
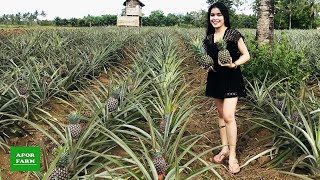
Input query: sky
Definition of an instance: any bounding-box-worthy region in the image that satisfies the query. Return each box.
[1,0,254,20]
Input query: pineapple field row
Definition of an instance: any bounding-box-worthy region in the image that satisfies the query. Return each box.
[0,27,320,179]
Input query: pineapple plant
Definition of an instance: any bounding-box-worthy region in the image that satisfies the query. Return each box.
[48,153,70,180]
[105,88,121,112]
[159,114,169,134]
[216,38,232,65]
[67,111,81,139]
[191,38,214,69]
[151,151,167,180]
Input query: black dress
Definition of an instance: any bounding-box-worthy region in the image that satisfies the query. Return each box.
[205,28,246,99]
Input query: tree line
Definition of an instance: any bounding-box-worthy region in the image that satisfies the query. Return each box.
[0,10,257,28]
[0,0,319,29]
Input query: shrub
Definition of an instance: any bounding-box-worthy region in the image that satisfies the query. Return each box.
[242,33,311,89]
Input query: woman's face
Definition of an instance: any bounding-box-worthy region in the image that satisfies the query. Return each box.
[210,7,225,28]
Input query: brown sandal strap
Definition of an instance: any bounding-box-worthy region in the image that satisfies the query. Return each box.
[214,151,229,163]
[217,151,228,157]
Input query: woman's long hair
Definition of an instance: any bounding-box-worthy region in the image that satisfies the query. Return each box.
[206,2,231,36]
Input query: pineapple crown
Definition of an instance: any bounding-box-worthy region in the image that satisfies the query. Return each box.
[111,87,121,98]
[191,37,201,46]
[150,149,164,158]
[56,152,70,167]
[162,114,170,121]
[216,38,227,50]
[67,111,80,124]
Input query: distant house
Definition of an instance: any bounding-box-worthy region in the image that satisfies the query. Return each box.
[117,0,145,27]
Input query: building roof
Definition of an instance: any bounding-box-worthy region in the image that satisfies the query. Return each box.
[123,0,145,7]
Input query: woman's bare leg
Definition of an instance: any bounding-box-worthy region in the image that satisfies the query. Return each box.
[223,97,240,173]
[213,98,229,162]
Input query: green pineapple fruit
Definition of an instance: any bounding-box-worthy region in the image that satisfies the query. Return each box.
[159,114,169,134]
[191,38,214,68]
[48,153,70,180]
[152,151,167,176]
[106,88,120,112]
[67,111,81,139]
[216,39,232,65]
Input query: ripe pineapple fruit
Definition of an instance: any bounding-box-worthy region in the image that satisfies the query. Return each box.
[48,153,70,180]
[151,151,167,179]
[67,111,81,139]
[15,82,29,98]
[275,99,284,110]
[159,114,169,134]
[216,39,232,65]
[60,65,69,78]
[191,38,214,69]
[290,111,301,123]
[106,88,121,112]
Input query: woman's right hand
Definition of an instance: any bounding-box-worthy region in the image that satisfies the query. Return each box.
[207,66,214,72]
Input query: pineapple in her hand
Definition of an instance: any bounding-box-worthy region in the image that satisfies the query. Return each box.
[191,38,214,69]
[151,151,167,179]
[48,153,70,180]
[106,88,121,112]
[67,111,81,139]
[216,39,232,65]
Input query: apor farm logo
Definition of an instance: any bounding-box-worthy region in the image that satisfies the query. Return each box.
[10,146,40,171]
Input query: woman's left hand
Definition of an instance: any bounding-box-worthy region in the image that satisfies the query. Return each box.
[226,63,237,69]
[220,58,236,68]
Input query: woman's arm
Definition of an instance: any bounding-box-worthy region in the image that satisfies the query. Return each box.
[228,37,250,68]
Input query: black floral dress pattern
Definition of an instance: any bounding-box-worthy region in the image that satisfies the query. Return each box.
[205,28,246,99]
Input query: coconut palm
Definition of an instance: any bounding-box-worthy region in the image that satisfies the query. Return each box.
[256,0,274,45]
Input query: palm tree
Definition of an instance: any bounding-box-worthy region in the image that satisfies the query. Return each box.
[304,0,320,28]
[275,0,302,29]
[256,0,274,45]
[269,0,275,43]
[40,10,47,20]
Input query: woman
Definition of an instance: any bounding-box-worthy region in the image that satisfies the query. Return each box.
[204,2,250,174]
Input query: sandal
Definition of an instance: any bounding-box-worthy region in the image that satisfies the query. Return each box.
[228,159,240,174]
[213,151,229,164]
